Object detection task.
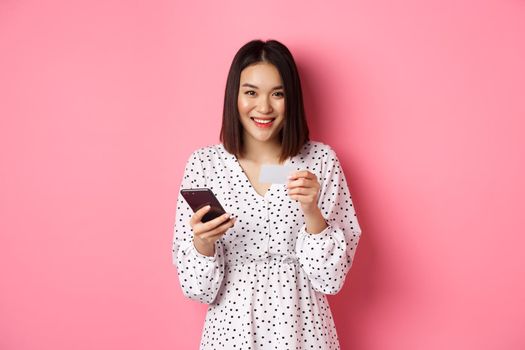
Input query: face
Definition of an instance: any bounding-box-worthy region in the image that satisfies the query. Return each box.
[237,62,285,145]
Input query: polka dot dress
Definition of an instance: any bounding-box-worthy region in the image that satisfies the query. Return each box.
[172,141,362,350]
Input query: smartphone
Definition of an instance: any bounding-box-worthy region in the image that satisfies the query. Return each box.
[180,188,227,223]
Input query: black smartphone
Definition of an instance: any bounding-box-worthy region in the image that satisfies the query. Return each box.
[180,188,227,223]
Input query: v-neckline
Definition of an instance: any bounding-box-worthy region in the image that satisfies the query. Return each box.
[221,144,292,200]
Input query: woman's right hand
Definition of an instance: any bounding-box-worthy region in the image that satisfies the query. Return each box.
[189,205,236,257]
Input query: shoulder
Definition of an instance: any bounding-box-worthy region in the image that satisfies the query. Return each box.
[304,140,333,152]
[299,140,337,160]
[186,143,225,160]
[299,141,344,180]
[182,144,226,176]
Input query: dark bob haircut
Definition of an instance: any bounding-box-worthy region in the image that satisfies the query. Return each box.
[219,39,309,163]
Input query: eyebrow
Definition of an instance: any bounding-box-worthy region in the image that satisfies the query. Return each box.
[241,83,283,90]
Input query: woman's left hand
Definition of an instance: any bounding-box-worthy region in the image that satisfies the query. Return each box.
[287,170,321,215]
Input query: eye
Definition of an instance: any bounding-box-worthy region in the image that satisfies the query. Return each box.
[245,90,256,96]
[273,91,284,98]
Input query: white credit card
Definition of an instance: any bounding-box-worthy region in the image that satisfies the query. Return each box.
[259,164,296,184]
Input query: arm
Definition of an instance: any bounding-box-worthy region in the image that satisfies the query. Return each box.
[294,147,362,295]
[172,150,225,304]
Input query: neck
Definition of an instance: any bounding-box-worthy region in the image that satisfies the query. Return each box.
[241,135,282,164]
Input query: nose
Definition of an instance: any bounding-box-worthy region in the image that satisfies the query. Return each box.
[257,96,273,114]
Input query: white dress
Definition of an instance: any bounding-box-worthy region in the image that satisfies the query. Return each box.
[172,141,362,350]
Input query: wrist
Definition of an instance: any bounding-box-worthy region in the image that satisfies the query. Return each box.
[301,203,321,217]
[193,238,215,257]
[303,207,328,234]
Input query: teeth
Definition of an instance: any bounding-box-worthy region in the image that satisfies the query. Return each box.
[253,118,274,124]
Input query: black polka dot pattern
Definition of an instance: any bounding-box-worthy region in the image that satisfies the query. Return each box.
[172,141,362,349]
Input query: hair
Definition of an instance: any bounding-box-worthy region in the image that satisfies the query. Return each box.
[219,39,309,163]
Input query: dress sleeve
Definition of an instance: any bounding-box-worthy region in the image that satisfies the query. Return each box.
[172,150,225,304]
[295,146,362,295]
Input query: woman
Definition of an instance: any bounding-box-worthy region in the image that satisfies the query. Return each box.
[172,39,362,349]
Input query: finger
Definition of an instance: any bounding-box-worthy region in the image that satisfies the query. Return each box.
[190,205,211,226]
[288,187,319,198]
[200,220,235,239]
[201,218,236,239]
[288,170,309,180]
[288,170,316,181]
[192,212,229,234]
[288,187,314,196]
[200,213,233,232]
[289,194,317,204]
[287,177,313,189]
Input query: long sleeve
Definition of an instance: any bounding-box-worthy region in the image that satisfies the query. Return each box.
[172,150,225,304]
[295,146,362,295]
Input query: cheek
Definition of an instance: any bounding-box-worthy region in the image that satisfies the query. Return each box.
[276,101,286,116]
[237,97,252,114]
[273,98,285,110]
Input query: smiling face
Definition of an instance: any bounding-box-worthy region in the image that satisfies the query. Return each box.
[237,62,286,146]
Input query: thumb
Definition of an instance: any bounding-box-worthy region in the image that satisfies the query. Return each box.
[190,205,211,226]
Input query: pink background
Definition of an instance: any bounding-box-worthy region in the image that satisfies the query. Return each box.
[1,0,524,349]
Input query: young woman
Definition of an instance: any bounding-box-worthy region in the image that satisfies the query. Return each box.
[172,39,362,349]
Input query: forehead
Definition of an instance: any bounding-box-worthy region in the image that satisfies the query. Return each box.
[240,63,282,85]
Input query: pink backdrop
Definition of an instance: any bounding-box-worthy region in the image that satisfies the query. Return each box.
[1,0,524,349]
